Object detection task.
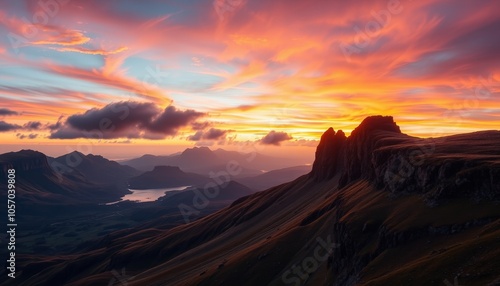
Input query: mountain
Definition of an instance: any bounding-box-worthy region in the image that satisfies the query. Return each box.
[0,150,128,207]
[236,165,311,191]
[50,151,140,186]
[120,147,223,172]
[119,153,169,171]
[0,151,256,260]
[120,147,301,177]
[9,116,500,286]
[128,166,209,189]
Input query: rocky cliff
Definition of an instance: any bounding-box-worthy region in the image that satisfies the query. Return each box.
[310,116,500,205]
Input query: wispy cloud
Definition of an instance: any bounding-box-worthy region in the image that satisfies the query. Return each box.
[0,0,499,144]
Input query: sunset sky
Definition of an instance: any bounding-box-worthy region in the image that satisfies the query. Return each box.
[0,0,499,159]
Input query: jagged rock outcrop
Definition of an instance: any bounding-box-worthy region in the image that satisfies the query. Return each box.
[311,127,346,180]
[310,116,500,204]
[342,116,402,184]
[311,116,403,182]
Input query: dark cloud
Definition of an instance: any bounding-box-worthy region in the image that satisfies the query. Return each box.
[260,131,293,146]
[50,101,206,139]
[0,121,21,132]
[47,115,64,130]
[66,101,159,132]
[23,121,42,130]
[191,121,212,130]
[147,106,205,135]
[203,128,228,140]
[188,128,228,141]
[16,133,38,140]
[188,131,203,141]
[0,108,18,116]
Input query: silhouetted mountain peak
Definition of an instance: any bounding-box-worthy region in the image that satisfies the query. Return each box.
[311,128,347,180]
[139,154,157,159]
[350,115,401,138]
[68,150,85,157]
[0,149,52,175]
[52,151,140,184]
[311,116,402,181]
[180,147,217,162]
[182,146,212,156]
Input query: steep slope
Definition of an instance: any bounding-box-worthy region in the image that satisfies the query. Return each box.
[10,116,500,286]
[159,181,254,206]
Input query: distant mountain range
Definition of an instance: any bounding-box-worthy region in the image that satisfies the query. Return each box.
[14,116,500,285]
[0,150,129,207]
[0,148,310,207]
[0,148,302,260]
[120,147,302,177]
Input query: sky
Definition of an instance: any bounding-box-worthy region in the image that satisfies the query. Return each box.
[0,0,499,160]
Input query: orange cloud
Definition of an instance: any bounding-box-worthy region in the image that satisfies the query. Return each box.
[49,46,128,55]
[1,0,499,147]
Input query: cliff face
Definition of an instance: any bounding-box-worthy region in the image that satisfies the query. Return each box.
[307,118,500,285]
[311,127,346,180]
[311,115,403,182]
[310,116,500,204]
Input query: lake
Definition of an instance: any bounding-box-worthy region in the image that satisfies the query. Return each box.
[106,186,191,204]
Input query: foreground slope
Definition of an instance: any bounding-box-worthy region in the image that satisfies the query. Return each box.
[11,116,500,286]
